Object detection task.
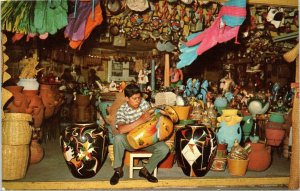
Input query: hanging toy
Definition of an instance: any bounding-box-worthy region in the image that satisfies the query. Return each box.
[177,0,246,68]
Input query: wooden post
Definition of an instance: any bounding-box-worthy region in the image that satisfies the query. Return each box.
[164,53,170,87]
[151,59,155,91]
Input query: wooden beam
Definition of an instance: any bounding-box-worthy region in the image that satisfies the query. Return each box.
[2,177,289,190]
[247,0,298,7]
[164,53,170,87]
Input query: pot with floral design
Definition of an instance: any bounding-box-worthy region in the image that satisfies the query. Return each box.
[60,122,108,178]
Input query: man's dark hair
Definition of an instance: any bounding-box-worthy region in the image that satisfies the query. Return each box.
[124,83,141,98]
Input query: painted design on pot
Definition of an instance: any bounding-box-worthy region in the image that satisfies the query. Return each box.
[175,124,217,177]
[127,105,178,149]
[60,122,108,178]
[216,109,242,152]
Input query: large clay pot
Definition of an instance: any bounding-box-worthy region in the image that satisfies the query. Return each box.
[72,94,96,123]
[127,105,178,150]
[175,123,217,177]
[216,109,243,152]
[60,122,108,178]
[5,86,30,114]
[246,142,271,171]
[23,90,44,129]
[29,139,44,164]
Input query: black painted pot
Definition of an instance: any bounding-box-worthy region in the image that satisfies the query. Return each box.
[60,122,108,178]
[175,123,217,177]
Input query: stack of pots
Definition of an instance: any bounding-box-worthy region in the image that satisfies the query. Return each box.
[2,113,32,180]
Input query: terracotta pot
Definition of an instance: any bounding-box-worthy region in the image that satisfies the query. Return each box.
[159,153,175,168]
[23,90,44,129]
[30,139,44,164]
[72,94,95,123]
[60,122,108,178]
[39,84,64,119]
[265,127,286,146]
[175,123,217,177]
[5,86,30,113]
[39,84,57,119]
[247,142,271,171]
[227,158,249,176]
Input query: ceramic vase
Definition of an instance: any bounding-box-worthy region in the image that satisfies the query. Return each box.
[241,115,254,140]
[60,122,108,178]
[175,123,217,177]
[216,109,243,152]
[246,142,271,171]
[5,86,30,114]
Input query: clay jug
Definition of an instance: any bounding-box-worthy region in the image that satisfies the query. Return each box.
[30,139,44,164]
[5,86,30,113]
[23,90,45,129]
[246,142,271,171]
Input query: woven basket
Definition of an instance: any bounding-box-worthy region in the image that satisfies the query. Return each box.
[2,113,33,145]
[2,144,30,180]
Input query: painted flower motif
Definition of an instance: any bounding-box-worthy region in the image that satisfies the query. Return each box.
[78,141,95,160]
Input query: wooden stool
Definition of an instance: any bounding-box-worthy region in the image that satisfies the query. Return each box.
[129,151,157,178]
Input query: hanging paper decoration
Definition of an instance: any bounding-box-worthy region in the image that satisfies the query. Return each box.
[65,0,103,49]
[177,0,246,68]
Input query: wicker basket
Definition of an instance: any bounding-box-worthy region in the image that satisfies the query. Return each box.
[2,144,30,180]
[2,113,33,145]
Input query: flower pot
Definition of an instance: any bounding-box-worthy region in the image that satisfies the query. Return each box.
[171,105,191,120]
[60,122,108,178]
[269,112,285,124]
[175,123,217,177]
[247,142,271,171]
[227,158,249,176]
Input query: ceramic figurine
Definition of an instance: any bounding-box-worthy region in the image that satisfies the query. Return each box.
[216,109,243,152]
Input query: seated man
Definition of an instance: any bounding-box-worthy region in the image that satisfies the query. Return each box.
[110,83,169,185]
